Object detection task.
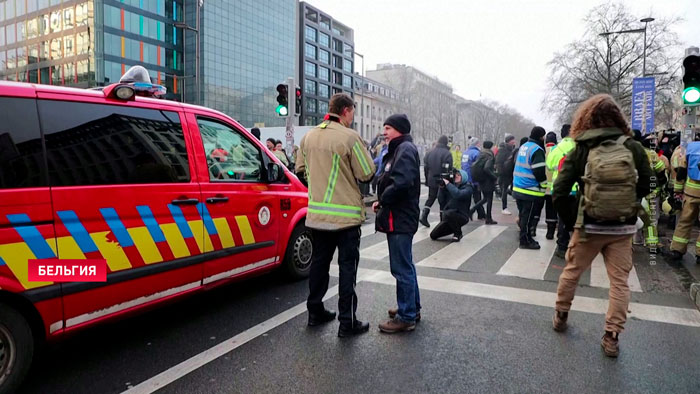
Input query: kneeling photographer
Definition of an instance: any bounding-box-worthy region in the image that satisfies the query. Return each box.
[430,169,473,242]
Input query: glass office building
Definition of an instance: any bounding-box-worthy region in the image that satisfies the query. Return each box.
[298,1,354,126]
[0,0,184,101]
[1,0,297,126]
[183,0,296,128]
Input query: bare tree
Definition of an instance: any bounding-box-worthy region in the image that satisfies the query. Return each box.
[541,2,682,128]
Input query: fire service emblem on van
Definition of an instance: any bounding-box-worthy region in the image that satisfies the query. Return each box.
[258,206,271,226]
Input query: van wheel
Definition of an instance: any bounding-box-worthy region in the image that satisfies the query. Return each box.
[283,225,313,279]
[0,306,33,394]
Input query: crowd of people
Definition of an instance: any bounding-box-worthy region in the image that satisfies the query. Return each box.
[289,91,695,359]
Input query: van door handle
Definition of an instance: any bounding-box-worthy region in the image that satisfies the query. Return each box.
[171,198,200,205]
[205,196,229,204]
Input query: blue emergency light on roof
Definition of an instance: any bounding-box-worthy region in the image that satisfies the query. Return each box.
[108,65,167,100]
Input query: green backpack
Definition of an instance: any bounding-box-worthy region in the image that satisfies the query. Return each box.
[582,136,638,221]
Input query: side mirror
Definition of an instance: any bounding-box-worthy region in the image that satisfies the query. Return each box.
[267,163,286,183]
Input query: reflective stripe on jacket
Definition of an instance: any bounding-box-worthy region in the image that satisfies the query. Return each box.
[296,118,375,230]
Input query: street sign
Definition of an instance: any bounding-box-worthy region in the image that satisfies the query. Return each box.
[631,77,655,134]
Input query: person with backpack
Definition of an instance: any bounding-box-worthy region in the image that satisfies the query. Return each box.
[551,94,653,358]
[495,134,517,215]
[543,132,559,240]
[462,137,485,220]
[546,124,577,258]
[667,131,700,264]
[469,141,498,224]
[513,127,548,249]
[421,136,453,227]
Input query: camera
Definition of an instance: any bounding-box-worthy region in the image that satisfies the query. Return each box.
[438,162,454,186]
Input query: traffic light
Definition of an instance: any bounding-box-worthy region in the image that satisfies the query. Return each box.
[276,83,289,117]
[295,86,302,116]
[682,51,700,106]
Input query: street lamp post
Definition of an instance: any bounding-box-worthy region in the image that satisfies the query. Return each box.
[599,17,654,77]
[355,52,365,140]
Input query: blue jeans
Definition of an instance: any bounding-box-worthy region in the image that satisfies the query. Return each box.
[387,233,421,323]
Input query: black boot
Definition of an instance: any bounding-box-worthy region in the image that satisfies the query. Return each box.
[546,224,556,240]
[419,208,430,228]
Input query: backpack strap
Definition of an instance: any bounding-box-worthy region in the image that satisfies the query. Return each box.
[615,135,629,144]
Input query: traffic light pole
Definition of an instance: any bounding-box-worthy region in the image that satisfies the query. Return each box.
[285,77,296,155]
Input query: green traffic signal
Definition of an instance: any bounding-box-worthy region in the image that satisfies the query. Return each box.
[683,87,700,105]
[276,104,289,116]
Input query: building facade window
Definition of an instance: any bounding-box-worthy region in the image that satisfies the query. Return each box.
[318,31,329,47]
[304,79,316,96]
[318,100,328,114]
[342,74,352,88]
[306,98,317,113]
[318,49,329,65]
[319,66,329,82]
[305,42,316,59]
[343,59,352,73]
[305,25,316,42]
[304,60,316,77]
[318,83,329,98]
[319,15,330,30]
[333,38,343,53]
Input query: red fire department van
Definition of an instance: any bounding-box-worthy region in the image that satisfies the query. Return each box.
[0,67,311,393]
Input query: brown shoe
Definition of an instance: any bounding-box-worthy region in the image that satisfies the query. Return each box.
[379,317,416,334]
[388,308,421,322]
[601,331,620,357]
[552,310,568,332]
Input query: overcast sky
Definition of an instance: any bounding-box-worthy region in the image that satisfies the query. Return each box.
[307,0,700,131]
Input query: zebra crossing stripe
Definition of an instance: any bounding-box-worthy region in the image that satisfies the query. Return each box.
[329,267,700,328]
[362,226,432,260]
[497,237,557,280]
[417,225,508,270]
[590,254,643,292]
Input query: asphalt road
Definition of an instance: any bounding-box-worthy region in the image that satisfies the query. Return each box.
[18,191,700,394]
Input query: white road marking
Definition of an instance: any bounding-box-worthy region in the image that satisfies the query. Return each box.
[127,265,699,393]
[497,238,557,280]
[590,254,643,292]
[122,285,340,394]
[362,226,432,260]
[417,225,508,270]
[332,267,700,328]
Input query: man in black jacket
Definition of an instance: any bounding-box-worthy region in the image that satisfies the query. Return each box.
[470,141,498,224]
[374,114,421,334]
[421,135,453,227]
[495,134,516,214]
[430,169,473,241]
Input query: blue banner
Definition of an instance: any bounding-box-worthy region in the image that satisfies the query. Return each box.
[631,77,655,134]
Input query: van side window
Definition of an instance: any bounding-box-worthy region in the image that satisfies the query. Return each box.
[197,118,263,182]
[39,100,190,186]
[0,97,47,189]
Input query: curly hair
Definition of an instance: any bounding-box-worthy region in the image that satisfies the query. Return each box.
[569,94,631,139]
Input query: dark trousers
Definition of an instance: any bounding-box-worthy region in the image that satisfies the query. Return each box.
[307,226,361,328]
[430,209,469,239]
[472,185,486,219]
[472,190,494,220]
[424,186,439,209]
[544,195,558,228]
[387,233,421,323]
[499,175,511,209]
[516,198,544,244]
[556,218,571,251]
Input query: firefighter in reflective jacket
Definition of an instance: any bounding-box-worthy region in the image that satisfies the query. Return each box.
[296,93,376,335]
[668,134,700,264]
[513,126,548,250]
[635,135,667,250]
